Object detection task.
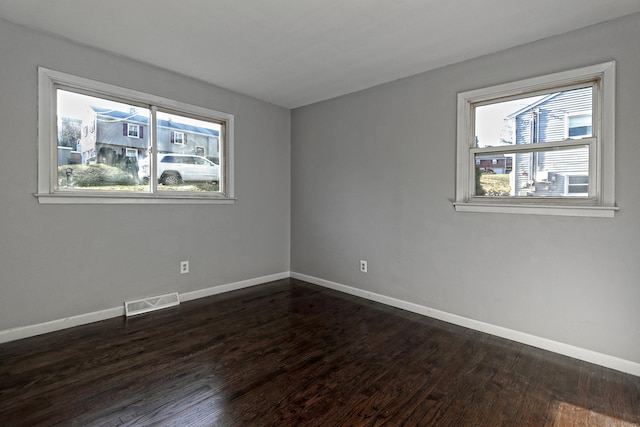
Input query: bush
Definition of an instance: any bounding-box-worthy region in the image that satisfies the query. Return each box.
[58,164,136,187]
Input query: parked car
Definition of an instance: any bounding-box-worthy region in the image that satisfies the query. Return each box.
[138,154,219,185]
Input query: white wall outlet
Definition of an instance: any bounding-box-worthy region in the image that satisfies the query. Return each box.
[180,260,189,274]
[360,260,368,273]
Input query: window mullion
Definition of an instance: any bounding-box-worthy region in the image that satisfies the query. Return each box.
[150,106,158,194]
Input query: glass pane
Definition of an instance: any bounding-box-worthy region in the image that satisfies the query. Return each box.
[475,86,593,147]
[57,90,150,191]
[154,111,222,193]
[568,114,592,138]
[474,145,589,197]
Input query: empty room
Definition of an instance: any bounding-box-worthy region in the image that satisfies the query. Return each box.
[1,1,639,425]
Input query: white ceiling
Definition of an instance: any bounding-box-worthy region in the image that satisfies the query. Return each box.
[1,1,640,108]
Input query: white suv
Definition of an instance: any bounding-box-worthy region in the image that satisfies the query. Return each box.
[138,154,219,185]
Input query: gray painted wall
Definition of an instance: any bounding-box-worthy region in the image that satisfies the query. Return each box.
[291,14,640,364]
[2,11,639,368]
[0,19,290,330]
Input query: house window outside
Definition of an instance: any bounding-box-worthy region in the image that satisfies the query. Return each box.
[566,174,589,195]
[567,113,592,139]
[455,62,616,217]
[171,131,185,145]
[126,123,141,138]
[37,68,235,204]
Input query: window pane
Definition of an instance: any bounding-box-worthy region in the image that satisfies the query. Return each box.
[154,111,222,192]
[568,114,592,138]
[57,90,150,191]
[475,86,592,148]
[474,145,589,197]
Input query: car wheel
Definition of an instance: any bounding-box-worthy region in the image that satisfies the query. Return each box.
[161,173,181,186]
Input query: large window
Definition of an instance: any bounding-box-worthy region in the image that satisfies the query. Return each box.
[455,62,616,217]
[37,68,234,204]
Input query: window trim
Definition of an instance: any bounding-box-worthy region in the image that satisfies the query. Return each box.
[36,67,235,204]
[454,62,617,217]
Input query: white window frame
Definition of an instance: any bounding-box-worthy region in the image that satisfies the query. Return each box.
[172,131,185,145]
[127,123,141,138]
[454,62,617,217]
[37,67,235,205]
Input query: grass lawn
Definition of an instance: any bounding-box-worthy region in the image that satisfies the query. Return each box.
[58,164,219,192]
[479,173,511,196]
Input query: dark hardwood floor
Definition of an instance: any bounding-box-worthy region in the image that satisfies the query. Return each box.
[1,278,639,426]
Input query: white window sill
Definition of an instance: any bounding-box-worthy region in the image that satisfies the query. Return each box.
[35,193,236,205]
[453,202,618,217]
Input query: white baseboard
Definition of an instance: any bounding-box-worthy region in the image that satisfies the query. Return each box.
[180,271,290,302]
[291,272,640,377]
[0,271,290,345]
[5,270,638,377]
[0,306,124,345]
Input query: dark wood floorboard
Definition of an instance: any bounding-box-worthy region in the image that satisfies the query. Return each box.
[1,278,639,426]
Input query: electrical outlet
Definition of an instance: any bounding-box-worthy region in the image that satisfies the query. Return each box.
[180,260,189,274]
[360,260,368,273]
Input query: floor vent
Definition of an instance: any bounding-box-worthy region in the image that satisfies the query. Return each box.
[124,292,180,317]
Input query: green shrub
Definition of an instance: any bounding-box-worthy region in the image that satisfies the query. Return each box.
[58,164,136,187]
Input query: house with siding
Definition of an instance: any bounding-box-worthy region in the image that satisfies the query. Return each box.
[475,154,512,174]
[508,86,592,196]
[79,107,220,167]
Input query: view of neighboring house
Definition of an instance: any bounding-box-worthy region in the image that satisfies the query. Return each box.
[506,86,592,197]
[475,154,512,174]
[78,106,220,168]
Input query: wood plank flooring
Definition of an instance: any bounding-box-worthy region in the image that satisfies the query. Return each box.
[1,278,639,426]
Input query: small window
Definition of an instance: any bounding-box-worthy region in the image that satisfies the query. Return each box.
[566,175,589,195]
[567,113,592,139]
[37,68,235,204]
[455,62,617,217]
[171,131,185,145]
[126,123,141,138]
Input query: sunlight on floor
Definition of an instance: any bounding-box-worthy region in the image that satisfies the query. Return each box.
[551,401,639,427]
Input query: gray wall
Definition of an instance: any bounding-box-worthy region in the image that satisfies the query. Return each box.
[291,14,640,364]
[2,11,639,367]
[0,19,290,330]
